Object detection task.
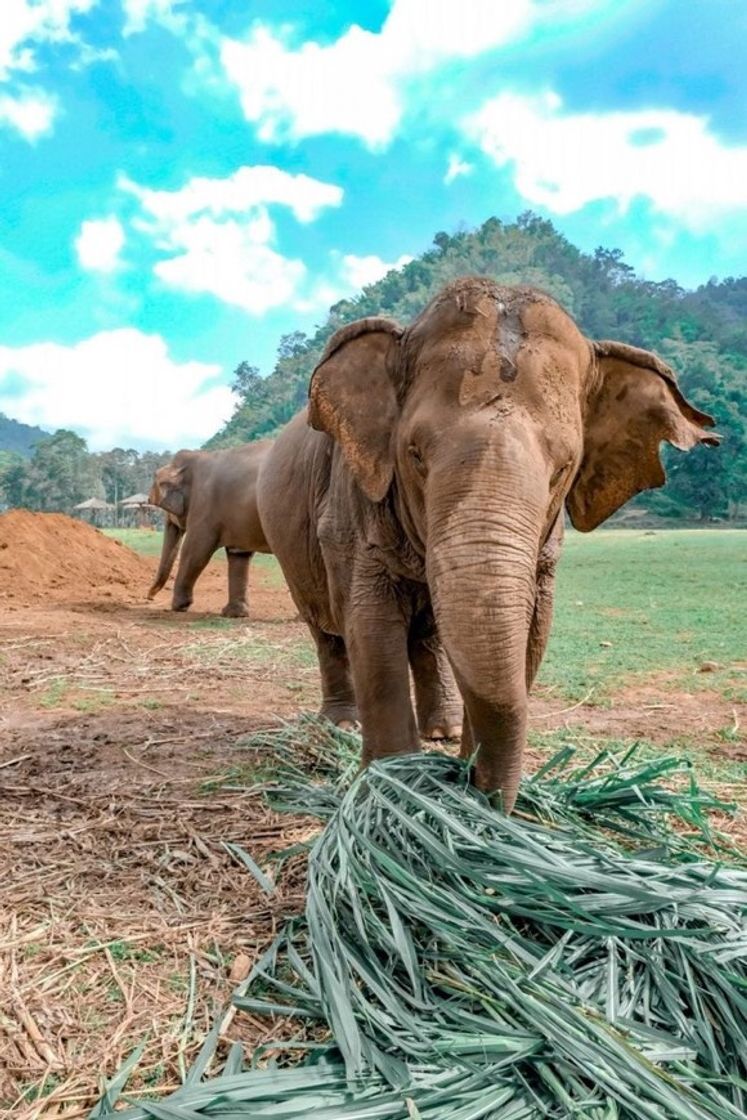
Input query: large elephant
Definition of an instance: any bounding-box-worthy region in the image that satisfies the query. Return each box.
[148,443,272,616]
[257,277,718,812]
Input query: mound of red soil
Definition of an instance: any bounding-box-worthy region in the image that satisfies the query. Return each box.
[0,510,152,605]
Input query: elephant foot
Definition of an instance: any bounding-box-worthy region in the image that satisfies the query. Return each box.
[171,599,192,612]
[423,722,463,741]
[335,718,360,733]
[222,601,250,618]
[419,709,463,741]
[319,703,359,732]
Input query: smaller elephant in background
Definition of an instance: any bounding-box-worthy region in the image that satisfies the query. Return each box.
[148,443,272,617]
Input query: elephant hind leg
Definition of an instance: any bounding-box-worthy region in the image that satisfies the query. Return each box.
[223,549,253,618]
[310,626,358,729]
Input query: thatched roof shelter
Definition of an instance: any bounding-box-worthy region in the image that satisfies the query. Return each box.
[120,492,152,507]
[120,491,158,528]
[74,497,113,511]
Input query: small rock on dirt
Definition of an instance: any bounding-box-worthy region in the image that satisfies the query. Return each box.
[697,660,720,673]
[229,952,252,982]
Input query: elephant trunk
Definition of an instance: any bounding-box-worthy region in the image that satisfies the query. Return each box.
[148,517,184,599]
[427,456,544,814]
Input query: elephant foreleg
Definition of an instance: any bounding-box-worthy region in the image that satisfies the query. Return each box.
[347,566,420,765]
[223,549,252,618]
[171,531,218,612]
[408,619,463,740]
[310,626,358,730]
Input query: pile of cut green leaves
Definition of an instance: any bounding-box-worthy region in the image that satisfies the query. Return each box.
[92,732,747,1119]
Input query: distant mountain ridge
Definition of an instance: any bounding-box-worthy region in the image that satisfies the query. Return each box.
[0,413,48,457]
[206,213,746,521]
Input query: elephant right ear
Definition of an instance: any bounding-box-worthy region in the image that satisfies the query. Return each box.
[308,317,403,502]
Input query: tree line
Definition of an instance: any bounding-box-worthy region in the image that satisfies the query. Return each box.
[209,213,746,522]
[0,431,172,516]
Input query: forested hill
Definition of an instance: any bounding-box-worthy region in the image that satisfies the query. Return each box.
[0,413,48,457]
[207,213,746,521]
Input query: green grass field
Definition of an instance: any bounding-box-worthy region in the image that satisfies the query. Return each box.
[105,526,165,556]
[105,529,281,578]
[542,530,745,701]
[109,527,744,707]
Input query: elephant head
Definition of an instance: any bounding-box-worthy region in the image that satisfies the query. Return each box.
[309,277,718,811]
[147,454,194,600]
[149,460,190,523]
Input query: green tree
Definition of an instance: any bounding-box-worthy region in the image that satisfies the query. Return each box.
[95,447,175,506]
[0,450,26,508]
[96,447,140,505]
[231,362,262,397]
[21,430,103,513]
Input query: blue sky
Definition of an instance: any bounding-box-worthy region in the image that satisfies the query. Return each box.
[1,0,745,450]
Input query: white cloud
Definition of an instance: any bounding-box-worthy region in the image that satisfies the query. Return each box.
[0,0,95,80]
[120,165,343,314]
[0,2,107,140]
[340,253,413,290]
[292,281,347,315]
[0,330,234,451]
[468,91,747,227]
[70,40,119,69]
[0,88,56,139]
[75,217,126,272]
[154,214,307,315]
[119,164,343,224]
[219,0,537,146]
[291,251,413,313]
[122,0,185,36]
[444,153,474,185]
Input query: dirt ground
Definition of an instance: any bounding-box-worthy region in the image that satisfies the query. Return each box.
[1,546,745,1118]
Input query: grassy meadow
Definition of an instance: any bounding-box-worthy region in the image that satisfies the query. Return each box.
[105,528,282,578]
[109,526,744,700]
[106,525,166,556]
[543,530,745,702]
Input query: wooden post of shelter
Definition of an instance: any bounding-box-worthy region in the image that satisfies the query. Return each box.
[72,497,114,527]
[119,493,155,529]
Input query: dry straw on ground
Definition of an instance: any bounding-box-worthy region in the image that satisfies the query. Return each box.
[0,740,318,1120]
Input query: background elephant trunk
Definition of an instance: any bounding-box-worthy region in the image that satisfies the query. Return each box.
[148,518,184,599]
[428,476,543,813]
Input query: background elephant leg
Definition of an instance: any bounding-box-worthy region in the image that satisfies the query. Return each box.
[347,580,420,765]
[223,550,252,618]
[171,532,218,612]
[408,624,463,740]
[310,626,358,729]
[526,515,564,689]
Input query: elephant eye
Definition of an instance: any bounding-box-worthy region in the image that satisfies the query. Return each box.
[408,444,428,476]
[550,462,571,489]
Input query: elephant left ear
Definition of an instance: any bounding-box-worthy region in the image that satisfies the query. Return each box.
[567,341,720,532]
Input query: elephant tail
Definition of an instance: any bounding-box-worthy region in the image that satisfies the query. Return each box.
[148,517,184,599]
